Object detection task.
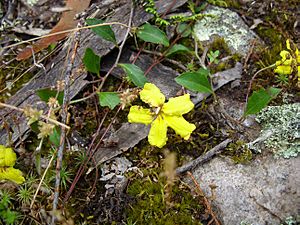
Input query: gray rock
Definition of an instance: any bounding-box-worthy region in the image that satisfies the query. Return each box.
[194,5,258,56]
[189,154,300,225]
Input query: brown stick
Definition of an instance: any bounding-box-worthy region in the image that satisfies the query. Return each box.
[176,138,232,175]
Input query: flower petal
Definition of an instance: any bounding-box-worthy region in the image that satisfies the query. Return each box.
[0,167,25,184]
[128,106,153,125]
[295,48,300,64]
[0,145,16,167]
[274,65,293,75]
[148,115,168,148]
[140,83,165,107]
[162,94,194,116]
[164,114,196,140]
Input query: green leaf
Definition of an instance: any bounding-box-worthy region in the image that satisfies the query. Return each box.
[244,87,281,116]
[36,88,64,105]
[176,23,192,37]
[83,48,101,76]
[119,63,148,88]
[86,18,116,44]
[175,68,212,93]
[49,127,61,147]
[98,92,120,110]
[137,23,169,47]
[166,44,191,57]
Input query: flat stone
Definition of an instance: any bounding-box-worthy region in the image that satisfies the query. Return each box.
[194,5,258,56]
[189,154,300,224]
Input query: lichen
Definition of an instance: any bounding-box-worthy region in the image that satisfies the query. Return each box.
[193,5,256,56]
[255,103,300,158]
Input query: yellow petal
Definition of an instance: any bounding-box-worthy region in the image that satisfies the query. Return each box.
[0,145,16,167]
[128,106,153,125]
[164,114,196,140]
[295,48,300,63]
[0,167,25,184]
[140,83,165,107]
[274,65,293,75]
[286,39,291,50]
[162,94,194,116]
[148,115,168,148]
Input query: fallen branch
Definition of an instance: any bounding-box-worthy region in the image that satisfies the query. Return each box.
[176,138,232,175]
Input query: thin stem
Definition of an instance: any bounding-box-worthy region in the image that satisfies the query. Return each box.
[0,102,70,129]
[3,22,130,50]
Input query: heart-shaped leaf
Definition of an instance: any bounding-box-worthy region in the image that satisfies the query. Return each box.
[166,44,191,57]
[83,48,101,76]
[98,92,120,110]
[36,88,64,105]
[244,87,281,116]
[137,23,169,47]
[86,18,116,44]
[175,68,212,93]
[119,64,148,88]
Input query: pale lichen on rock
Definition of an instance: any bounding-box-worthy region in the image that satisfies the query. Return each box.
[193,5,258,56]
[255,103,300,158]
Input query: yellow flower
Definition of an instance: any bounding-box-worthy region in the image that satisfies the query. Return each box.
[128,83,196,148]
[0,145,17,167]
[0,145,25,184]
[0,167,25,184]
[274,39,300,84]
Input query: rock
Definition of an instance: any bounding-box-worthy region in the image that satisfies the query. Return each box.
[189,154,300,224]
[194,5,258,56]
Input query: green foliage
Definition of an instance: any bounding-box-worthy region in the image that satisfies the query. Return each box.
[83,48,101,76]
[244,87,281,116]
[207,50,220,64]
[86,18,116,44]
[170,13,204,23]
[136,23,169,47]
[50,165,72,190]
[49,126,61,147]
[0,191,21,225]
[17,185,34,206]
[119,63,148,88]
[165,44,191,57]
[176,23,192,37]
[98,92,120,110]
[206,0,228,7]
[175,68,213,93]
[36,88,64,105]
[275,73,289,85]
[142,0,170,26]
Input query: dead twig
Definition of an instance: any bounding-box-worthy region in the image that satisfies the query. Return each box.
[51,18,84,224]
[187,172,221,225]
[176,138,232,175]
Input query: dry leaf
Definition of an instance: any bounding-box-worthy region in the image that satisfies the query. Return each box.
[16,0,91,61]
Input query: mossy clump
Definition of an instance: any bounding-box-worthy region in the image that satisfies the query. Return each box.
[226,140,252,164]
[126,171,203,225]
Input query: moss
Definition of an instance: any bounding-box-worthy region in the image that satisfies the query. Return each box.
[255,26,284,68]
[209,37,231,56]
[226,140,253,164]
[126,171,203,225]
